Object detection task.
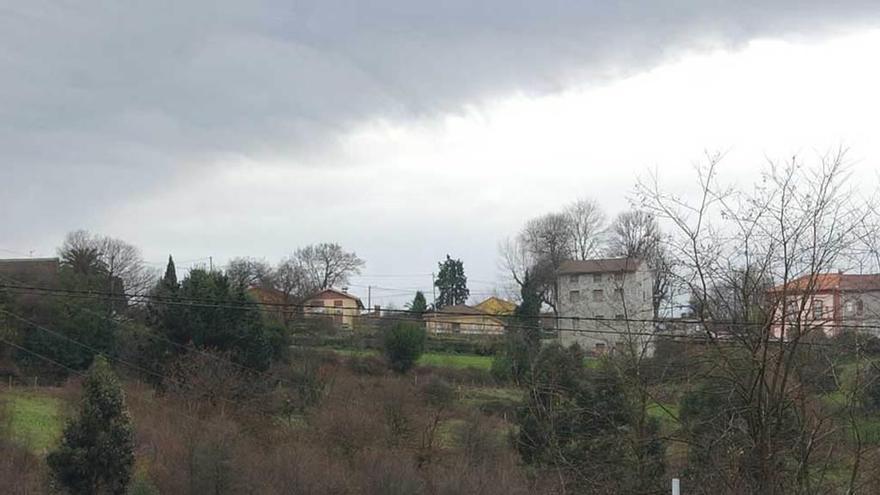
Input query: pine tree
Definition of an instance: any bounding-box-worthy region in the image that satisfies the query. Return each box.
[48,357,134,495]
[162,255,178,290]
[409,291,428,315]
[434,255,469,308]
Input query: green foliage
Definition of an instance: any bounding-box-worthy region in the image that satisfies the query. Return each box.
[147,269,283,372]
[409,291,428,315]
[434,255,469,308]
[860,364,880,413]
[493,273,542,384]
[48,357,134,495]
[382,321,426,373]
[161,255,177,289]
[516,344,665,492]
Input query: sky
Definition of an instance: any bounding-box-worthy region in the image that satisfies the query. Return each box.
[3,1,880,307]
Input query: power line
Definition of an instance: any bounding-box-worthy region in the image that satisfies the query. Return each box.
[3,281,877,335]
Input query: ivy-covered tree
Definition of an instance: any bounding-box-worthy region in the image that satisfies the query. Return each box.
[434,255,469,308]
[48,357,134,495]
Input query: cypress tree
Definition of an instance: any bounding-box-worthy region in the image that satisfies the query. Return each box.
[48,357,135,494]
[162,255,178,290]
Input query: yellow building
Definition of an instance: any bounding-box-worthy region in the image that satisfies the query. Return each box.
[474,296,516,316]
[424,304,506,335]
[303,288,365,329]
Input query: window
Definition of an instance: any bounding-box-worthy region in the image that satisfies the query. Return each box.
[615,314,625,320]
[333,300,343,307]
[614,288,624,300]
[592,289,604,302]
[593,274,602,283]
[594,343,607,355]
[614,273,623,282]
[569,290,580,303]
[812,299,824,320]
[569,274,579,284]
[451,322,461,333]
[857,300,864,315]
[845,301,855,315]
[787,301,799,322]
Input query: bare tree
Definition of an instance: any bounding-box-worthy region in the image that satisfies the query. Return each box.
[565,198,606,260]
[607,210,671,317]
[58,230,153,295]
[635,149,877,493]
[225,257,275,291]
[293,243,365,291]
[273,256,310,302]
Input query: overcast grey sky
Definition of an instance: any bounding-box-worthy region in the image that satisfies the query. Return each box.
[3,1,880,306]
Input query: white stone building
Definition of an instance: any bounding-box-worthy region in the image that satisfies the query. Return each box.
[555,257,654,355]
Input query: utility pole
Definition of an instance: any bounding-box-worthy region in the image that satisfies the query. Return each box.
[368,285,371,311]
[209,256,213,272]
[431,272,437,307]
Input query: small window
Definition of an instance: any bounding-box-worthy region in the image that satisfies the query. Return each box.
[569,290,580,303]
[615,314,625,320]
[569,274,579,284]
[787,301,799,322]
[334,300,343,307]
[594,343,607,355]
[812,299,824,320]
[857,300,864,315]
[845,301,855,314]
[451,322,461,333]
[592,289,604,302]
[593,274,602,283]
[595,314,605,320]
[614,273,623,282]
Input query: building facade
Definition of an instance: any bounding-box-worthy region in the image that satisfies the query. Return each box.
[303,288,365,329]
[770,273,880,338]
[555,257,654,354]
[424,304,506,335]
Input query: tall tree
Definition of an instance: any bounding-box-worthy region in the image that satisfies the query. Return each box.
[565,198,607,260]
[225,257,274,290]
[48,357,134,494]
[58,230,153,295]
[607,210,670,317]
[434,255,469,308]
[409,291,428,315]
[162,255,178,289]
[292,243,365,291]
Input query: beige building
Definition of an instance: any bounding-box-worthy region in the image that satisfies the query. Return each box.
[303,288,365,329]
[424,304,506,335]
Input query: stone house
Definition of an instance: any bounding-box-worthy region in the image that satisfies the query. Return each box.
[555,257,654,355]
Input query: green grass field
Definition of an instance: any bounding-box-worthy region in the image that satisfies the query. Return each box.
[329,348,494,370]
[0,390,65,453]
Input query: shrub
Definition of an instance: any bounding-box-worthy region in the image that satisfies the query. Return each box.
[421,377,455,409]
[382,322,426,373]
[48,357,135,495]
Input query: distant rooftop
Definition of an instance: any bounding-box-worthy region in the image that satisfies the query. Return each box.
[557,257,643,275]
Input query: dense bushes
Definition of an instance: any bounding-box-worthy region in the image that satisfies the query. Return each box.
[382,321,426,373]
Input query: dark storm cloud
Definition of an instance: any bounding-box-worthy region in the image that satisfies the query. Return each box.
[2,0,879,246]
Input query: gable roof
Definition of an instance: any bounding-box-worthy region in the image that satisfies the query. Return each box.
[557,257,643,275]
[246,286,288,305]
[771,273,880,293]
[475,296,517,315]
[306,288,365,309]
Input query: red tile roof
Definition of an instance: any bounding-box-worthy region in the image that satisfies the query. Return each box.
[771,273,880,293]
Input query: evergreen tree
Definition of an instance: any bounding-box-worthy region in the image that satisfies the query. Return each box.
[434,255,469,308]
[493,271,542,383]
[162,255,178,289]
[48,357,134,495]
[409,291,428,315]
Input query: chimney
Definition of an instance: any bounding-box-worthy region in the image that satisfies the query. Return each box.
[341,286,349,293]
